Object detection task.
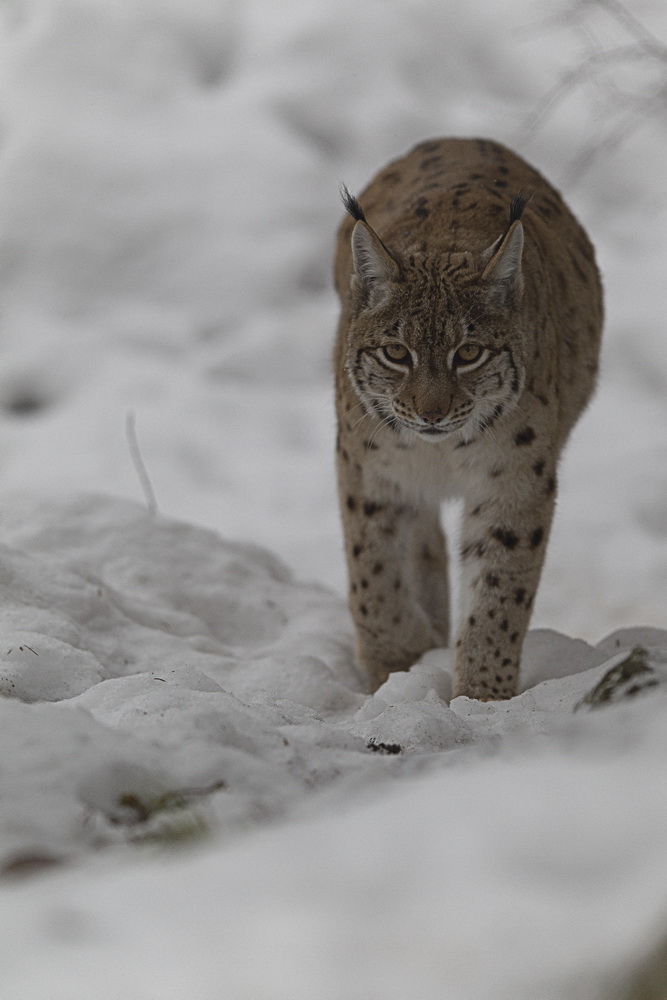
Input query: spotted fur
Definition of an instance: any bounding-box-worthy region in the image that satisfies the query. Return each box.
[334,137,603,700]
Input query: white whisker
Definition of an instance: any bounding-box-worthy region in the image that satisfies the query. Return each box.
[366,420,389,451]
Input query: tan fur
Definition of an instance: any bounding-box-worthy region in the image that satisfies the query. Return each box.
[334,137,603,700]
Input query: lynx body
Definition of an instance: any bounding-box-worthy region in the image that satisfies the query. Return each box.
[333,137,602,699]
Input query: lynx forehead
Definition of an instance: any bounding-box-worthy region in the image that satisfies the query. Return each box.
[333,137,603,700]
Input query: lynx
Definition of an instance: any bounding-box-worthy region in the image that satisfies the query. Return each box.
[334,137,603,700]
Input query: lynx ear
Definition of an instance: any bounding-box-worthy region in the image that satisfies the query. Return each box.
[350,221,400,305]
[481,220,524,307]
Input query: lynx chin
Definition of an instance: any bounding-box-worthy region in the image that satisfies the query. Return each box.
[333,137,603,700]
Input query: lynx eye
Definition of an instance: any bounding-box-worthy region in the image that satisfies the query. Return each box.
[455,343,483,365]
[381,343,411,365]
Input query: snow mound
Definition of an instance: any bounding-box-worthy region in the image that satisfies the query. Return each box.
[0,494,362,866]
[1,493,667,882]
[0,496,667,999]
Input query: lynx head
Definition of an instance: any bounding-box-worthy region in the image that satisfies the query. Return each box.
[341,188,529,443]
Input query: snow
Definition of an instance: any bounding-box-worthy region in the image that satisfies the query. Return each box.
[0,0,667,996]
[2,494,667,1000]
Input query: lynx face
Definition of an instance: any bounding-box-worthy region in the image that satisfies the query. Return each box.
[345,255,527,443]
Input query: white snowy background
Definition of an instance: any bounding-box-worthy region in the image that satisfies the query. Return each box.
[0,0,667,997]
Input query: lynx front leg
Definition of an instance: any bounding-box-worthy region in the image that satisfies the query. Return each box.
[454,492,556,700]
[338,475,442,689]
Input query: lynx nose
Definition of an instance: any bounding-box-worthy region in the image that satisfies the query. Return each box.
[418,410,447,425]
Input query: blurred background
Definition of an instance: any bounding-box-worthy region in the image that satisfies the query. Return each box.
[0,0,665,640]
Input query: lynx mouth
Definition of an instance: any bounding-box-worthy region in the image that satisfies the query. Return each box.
[415,426,451,439]
[387,406,472,442]
[397,421,461,442]
[410,417,476,441]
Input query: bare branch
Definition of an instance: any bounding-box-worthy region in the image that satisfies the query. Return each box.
[566,79,667,181]
[517,43,660,138]
[518,0,667,179]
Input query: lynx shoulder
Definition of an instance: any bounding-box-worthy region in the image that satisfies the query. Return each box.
[333,137,602,700]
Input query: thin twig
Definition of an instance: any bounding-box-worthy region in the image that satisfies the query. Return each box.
[126,410,159,516]
[519,44,659,137]
[595,0,667,53]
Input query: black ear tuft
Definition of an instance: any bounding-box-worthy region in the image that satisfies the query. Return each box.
[340,184,367,223]
[508,190,531,225]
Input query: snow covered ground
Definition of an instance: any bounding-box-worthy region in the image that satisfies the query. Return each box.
[0,0,666,997]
